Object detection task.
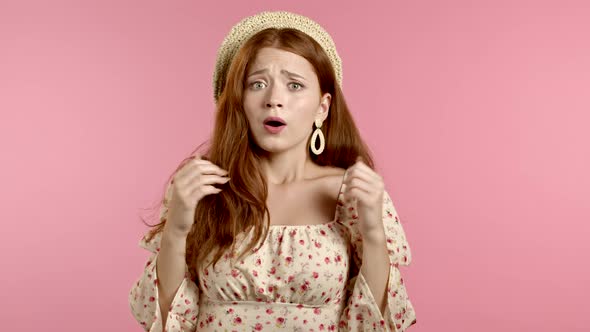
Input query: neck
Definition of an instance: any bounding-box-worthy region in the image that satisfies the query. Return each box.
[259,147,316,185]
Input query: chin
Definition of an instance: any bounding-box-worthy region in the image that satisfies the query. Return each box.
[257,143,288,154]
[250,130,305,154]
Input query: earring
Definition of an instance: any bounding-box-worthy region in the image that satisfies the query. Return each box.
[310,119,325,155]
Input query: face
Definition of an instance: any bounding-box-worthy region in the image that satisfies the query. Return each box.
[243,47,331,154]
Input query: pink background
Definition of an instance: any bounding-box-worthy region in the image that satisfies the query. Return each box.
[2,0,589,331]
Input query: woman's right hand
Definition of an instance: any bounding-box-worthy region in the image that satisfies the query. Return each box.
[165,154,230,236]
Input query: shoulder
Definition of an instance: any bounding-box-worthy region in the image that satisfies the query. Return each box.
[312,165,347,199]
[313,165,346,178]
[318,165,347,179]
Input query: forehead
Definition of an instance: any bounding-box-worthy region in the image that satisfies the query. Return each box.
[248,47,315,74]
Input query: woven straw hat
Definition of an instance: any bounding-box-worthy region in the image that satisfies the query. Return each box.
[212,11,343,104]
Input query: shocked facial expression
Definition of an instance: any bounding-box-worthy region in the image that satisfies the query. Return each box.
[243,47,331,154]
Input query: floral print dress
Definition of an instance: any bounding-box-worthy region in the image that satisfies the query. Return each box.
[129,178,416,331]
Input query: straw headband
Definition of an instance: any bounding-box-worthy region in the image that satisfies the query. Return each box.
[212,11,343,104]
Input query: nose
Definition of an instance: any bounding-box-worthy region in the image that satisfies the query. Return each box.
[265,83,283,109]
[266,101,282,108]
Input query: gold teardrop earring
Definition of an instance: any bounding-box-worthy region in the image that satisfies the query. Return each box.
[310,119,325,155]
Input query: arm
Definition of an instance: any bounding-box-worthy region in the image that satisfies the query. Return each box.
[128,230,200,332]
[338,189,416,331]
[157,225,190,327]
[129,177,199,332]
[360,228,390,316]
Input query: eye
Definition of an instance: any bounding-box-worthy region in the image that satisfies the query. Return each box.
[289,82,304,90]
[250,81,266,90]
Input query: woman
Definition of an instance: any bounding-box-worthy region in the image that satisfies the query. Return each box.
[129,11,416,331]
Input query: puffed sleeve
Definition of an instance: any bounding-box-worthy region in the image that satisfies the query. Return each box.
[128,179,200,331]
[338,189,417,331]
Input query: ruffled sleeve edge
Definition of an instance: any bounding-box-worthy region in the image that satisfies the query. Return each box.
[337,188,417,331]
[131,231,199,331]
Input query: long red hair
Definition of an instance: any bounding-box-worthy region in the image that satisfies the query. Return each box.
[143,28,375,279]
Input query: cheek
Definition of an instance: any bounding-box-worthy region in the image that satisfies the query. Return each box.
[290,101,319,126]
[292,115,316,136]
[242,98,258,121]
[242,95,253,111]
[244,112,257,129]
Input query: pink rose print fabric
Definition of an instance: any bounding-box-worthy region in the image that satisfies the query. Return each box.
[129,179,416,331]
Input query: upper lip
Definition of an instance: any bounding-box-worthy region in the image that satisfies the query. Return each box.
[263,116,287,125]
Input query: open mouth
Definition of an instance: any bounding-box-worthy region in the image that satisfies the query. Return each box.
[265,121,285,127]
[263,117,286,133]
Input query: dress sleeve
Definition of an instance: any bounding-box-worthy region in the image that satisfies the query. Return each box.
[128,180,200,332]
[338,189,417,331]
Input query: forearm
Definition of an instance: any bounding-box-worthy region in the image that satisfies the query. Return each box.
[157,226,189,326]
[360,228,390,316]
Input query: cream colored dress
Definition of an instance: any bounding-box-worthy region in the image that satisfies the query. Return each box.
[129,179,416,331]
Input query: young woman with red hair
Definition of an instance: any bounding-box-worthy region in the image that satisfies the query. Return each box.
[129,11,416,331]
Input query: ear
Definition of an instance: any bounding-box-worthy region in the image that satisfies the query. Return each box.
[316,92,332,122]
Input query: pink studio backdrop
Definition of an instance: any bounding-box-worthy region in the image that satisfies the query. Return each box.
[1,0,588,331]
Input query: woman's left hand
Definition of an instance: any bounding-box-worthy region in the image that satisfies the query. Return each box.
[343,157,386,242]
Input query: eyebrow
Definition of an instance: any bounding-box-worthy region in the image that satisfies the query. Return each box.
[247,69,307,81]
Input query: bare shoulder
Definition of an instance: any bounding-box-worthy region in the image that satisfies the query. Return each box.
[313,165,346,180]
[314,165,347,197]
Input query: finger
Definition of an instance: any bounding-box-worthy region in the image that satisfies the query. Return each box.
[345,167,380,186]
[177,160,228,180]
[189,184,223,199]
[346,187,372,203]
[353,162,382,181]
[192,160,229,175]
[190,156,228,170]
[175,158,204,179]
[345,178,377,195]
[181,173,230,188]
[346,188,382,207]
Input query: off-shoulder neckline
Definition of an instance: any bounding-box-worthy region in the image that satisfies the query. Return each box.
[268,169,347,228]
